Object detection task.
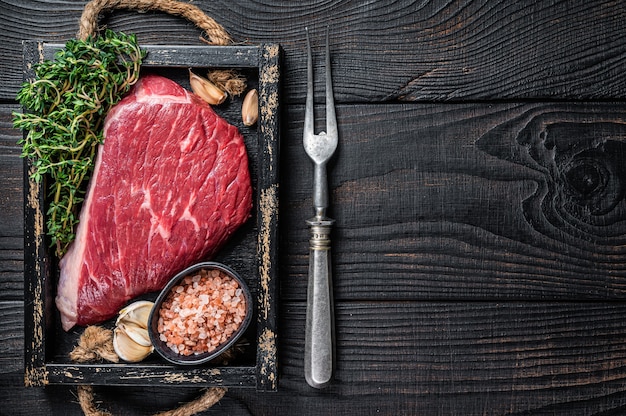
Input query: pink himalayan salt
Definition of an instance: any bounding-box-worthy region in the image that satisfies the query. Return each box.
[157,268,247,356]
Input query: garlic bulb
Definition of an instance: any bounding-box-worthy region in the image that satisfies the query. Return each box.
[113,326,153,363]
[189,69,227,105]
[113,300,154,362]
[116,300,153,328]
[241,89,258,126]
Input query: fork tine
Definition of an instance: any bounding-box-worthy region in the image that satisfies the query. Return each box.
[304,27,314,139]
[325,26,338,139]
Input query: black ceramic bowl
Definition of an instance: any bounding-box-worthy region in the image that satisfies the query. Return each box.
[148,261,253,365]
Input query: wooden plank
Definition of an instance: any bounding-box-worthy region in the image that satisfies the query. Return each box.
[254,43,281,391]
[2,0,626,101]
[5,300,626,414]
[0,105,24,301]
[234,301,626,415]
[282,101,626,301]
[0,302,23,375]
[40,44,262,68]
[46,363,257,387]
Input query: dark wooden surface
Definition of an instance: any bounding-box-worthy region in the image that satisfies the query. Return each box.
[2,0,626,414]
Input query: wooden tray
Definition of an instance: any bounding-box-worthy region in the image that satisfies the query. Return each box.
[22,41,280,391]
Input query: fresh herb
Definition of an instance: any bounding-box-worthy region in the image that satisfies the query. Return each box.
[13,30,145,258]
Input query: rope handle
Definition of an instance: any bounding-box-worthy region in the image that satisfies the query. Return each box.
[72,326,231,416]
[77,0,246,95]
[77,385,227,416]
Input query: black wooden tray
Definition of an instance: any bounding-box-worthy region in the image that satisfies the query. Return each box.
[22,41,280,391]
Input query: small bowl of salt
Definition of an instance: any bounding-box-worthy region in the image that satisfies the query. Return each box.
[148,261,253,365]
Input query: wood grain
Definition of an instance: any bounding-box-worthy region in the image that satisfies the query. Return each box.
[0,105,23,301]
[2,0,626,101]
[258,302,626,416]
[280,102,626,301]
[5,300,626,415]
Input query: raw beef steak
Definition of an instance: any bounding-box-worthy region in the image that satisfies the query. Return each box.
[56,74,253,331]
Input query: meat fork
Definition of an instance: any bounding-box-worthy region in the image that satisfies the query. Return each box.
[303,27,338,389]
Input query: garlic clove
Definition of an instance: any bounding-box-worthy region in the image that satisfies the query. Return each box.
[113,326,154,363]
[116,300,154,329]
[241,89,259,126]
[189,69,227,105]
[118,322,152,347]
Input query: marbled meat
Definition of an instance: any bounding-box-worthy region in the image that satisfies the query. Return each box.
[56,74,253,331]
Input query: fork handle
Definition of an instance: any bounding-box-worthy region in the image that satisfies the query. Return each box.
[313,163,329,214]
[304,217,335,388]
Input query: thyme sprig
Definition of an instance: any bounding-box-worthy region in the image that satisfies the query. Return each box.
[13,30,145,257]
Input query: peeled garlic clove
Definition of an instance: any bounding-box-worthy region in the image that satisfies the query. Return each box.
[241,89,259,126]
[113,326,153,363]
[116,300,154,328]
[189,69,227,105]
[118,322,152,347]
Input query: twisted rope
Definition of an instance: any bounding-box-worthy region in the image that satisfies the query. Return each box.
[78,0,232,44]
[71,326,228,416]
[77,0,245,95]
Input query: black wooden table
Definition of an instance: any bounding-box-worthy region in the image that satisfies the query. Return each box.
[3,1,626,414]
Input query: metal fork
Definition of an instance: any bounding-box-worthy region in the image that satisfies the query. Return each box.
[303,27,338,389]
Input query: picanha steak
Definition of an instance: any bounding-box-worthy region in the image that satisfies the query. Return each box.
[56,74,253,331]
